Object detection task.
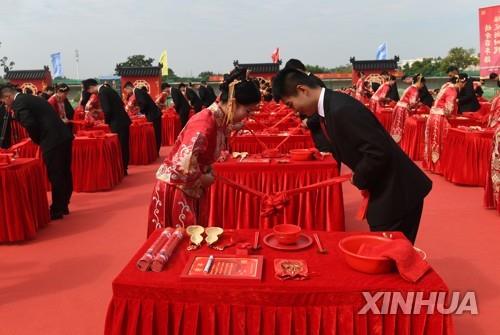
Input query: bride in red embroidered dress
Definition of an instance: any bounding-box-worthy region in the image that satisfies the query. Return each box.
[146,68,261,236]
[422,75,465,174]
[390,74,425,143]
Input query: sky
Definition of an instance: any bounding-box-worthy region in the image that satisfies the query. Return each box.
[0,0,496,79]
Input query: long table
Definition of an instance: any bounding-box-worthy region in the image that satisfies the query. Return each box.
[230,133,314,154]
[105,229,454,335]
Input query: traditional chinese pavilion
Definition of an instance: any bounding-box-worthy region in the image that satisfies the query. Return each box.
[350,56,400,84]
[5,66,53,94]
[116,65,162,98]
[232,60,281,80]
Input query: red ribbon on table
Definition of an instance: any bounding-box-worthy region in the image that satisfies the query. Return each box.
[216,173,370,220]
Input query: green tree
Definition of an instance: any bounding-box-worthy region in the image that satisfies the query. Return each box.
[0,42,15,75]
[305,64,352,73]
[115,54,154,74]
[402,58,444,76]
[198,71,214,81]
[440,47,479,73]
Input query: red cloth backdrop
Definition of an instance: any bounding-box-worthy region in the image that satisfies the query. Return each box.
[375,107,393,132]
[0,158,49,242]
[72,134,124,192]
[203,156,345,231]
[129,121,158,165]
[441,128,495,186]
[400,115,427,161]
[161,108,181,146]
[105,229,455,335]
[230,134,314,154]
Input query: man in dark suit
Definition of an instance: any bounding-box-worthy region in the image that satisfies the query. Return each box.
[186,83,203,113]
[0,103,12,149]
[123,82,162,154]
[82,79,132,175]
[0,85,74,220]
[171,83,191,128]
[198,81,217,107]
[447,66,480,113]
[272,68,432,243]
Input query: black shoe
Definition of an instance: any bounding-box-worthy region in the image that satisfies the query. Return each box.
[63,207,70,215]
[51,212,64,220]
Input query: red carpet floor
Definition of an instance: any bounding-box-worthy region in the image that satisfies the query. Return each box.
[0,147,499,334]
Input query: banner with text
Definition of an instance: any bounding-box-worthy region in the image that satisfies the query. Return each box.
[479,5,500,76]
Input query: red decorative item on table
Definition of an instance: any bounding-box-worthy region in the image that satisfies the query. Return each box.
[136,227,174,272]
[274,259,309,281]
[289,148,313,161]
[151,227,185,272]
[272,223,301,245]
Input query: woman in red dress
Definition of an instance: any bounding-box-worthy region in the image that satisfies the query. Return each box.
[369,76,393,113]
[85,93,104,122]
[47,84,71,124]
[147,68,261,236]
[390,74,425,143]
[423,75,465,174]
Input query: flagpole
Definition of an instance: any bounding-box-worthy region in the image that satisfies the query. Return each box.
[75,49,80,80]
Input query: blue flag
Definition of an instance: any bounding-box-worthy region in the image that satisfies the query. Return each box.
[376,43,387,60]
[51,52,63,78]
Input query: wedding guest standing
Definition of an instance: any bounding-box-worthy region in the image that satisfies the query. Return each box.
[447,66,480,113]
[48,83,74,132]
[155,83,171,110]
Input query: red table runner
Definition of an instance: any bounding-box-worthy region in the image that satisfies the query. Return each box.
[72,134,124,192]
[204,156,344,231]
[129,122,158,165]
[441,128,494,186]
[400,115,427,161]
[105,229,454,335]
[0,158,49,242]
[161,109,181,146]
[231,133,314,154]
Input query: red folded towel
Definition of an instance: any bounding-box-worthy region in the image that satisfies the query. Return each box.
[358,239,430,283]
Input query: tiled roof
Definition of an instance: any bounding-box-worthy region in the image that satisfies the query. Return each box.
[116,66,162,77]
[233,61,281,73]
[5,67,49,80]
[350,56,400,71]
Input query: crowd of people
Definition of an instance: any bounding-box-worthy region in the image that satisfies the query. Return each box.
[0,59,498,242]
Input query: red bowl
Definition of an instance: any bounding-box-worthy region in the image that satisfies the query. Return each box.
[338,235,395,274]
[289,149,313,161]
[262,149,282,158]
[273,224,301,245]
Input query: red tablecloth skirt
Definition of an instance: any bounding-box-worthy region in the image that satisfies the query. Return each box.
[442,128,494,186]
[203,156,344,231]
[129,123,158,165]
[231,134,314,154]
[0,159,49,242]
[400,115,427,161]
[72,135,124,192]
[375,107,393,132]
[161,110,181,146]
[105,230,454,335]
[9,120,29,144]
[72,121,110,134]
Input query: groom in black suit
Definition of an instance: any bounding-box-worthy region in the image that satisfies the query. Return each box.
[0,85,74,220]
[82,79,132,175]
[272,68,432,243]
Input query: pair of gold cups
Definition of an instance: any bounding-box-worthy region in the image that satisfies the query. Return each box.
[186,225,224,248]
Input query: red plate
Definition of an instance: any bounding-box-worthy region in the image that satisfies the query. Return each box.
[263,233,313,251]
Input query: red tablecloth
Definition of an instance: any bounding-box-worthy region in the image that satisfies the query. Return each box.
[161,109,182,146]
[72,134,124,192]
[72,121,110,134]
[442,128,495,186]
[231,133,314,154]
[0,158,49,242]
[375,107,393,132]
[129,122,158,165]
[105,229,454,335]
[400,115,427,161]
[204,156,344,231]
